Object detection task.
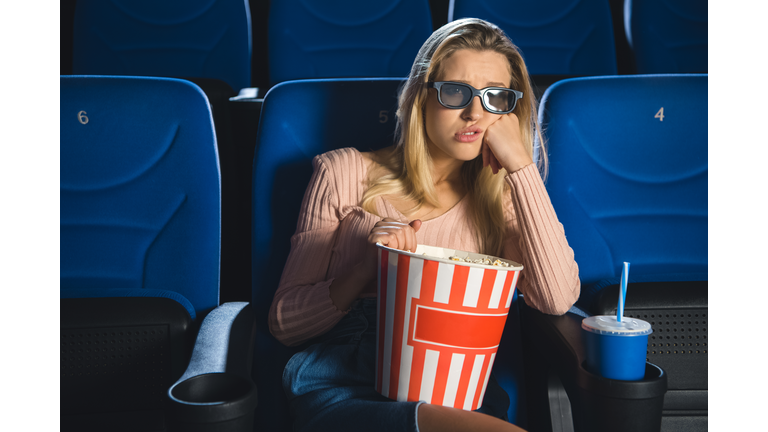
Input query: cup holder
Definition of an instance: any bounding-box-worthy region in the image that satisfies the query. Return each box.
[577,361,667,397]
[573,362,667,432]
[168,373,257,431]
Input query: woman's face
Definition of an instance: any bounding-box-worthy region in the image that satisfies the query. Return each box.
[424,49,513,163]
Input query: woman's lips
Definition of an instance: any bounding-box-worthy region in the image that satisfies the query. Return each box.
[455,127,483,143]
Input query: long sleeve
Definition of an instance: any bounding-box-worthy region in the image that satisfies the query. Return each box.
[268,155,348,346]
[502,163,580,315]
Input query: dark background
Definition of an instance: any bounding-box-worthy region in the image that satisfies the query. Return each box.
[60,0,636,89]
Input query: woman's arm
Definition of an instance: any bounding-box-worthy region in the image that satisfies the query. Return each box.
[502,163,580,315]
[269,149,423,346]
[268,155,356,346]
[482,112,579,314]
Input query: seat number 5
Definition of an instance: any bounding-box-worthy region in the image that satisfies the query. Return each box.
[78,111,89,125]
[379,110,389,123]
[654,107,664,122]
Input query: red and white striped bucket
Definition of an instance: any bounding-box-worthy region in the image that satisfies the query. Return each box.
[375,243,522,410]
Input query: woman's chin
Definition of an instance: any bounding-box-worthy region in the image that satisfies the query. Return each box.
[426,139,481,163]
[453,146,482,162]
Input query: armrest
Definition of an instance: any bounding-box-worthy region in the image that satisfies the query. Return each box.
[520,298,667,432]
[61,296,194,432]
[167,302,258,432]
[591,280,707,315]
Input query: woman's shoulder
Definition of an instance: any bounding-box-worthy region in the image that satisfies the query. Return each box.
[311,148,388,205]
[315,146,394,178]
[314,147,364,173]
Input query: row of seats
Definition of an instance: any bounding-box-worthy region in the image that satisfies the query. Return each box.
[61,73,708,432]
[64,0,708,306]
[68,0,707,92]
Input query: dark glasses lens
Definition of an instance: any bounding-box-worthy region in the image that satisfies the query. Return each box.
[440,83,473,107]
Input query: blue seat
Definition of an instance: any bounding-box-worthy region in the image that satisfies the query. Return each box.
[538,74,707,429]
[540,74,707,292]
[61,76,256,432]
[251,78,528,429]
[72,0,256,303]
[61,76,221,317]
[72,0,252,92]
[449,0,617,76]
[624,0,708,73]
[267,1,433,85]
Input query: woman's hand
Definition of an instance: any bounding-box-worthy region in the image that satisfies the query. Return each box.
[330,218,422,308]
[367,217,423,252]
[365,218,422,277]
[344,218,422,298]
[481,112,533,174]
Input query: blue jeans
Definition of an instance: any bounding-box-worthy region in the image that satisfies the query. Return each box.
[283,298,510,432]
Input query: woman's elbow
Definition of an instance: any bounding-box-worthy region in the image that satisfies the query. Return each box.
[268,319,303,347]
[268,300,295,346]
[551,278,581,315]
[529,297,569,316]
[534,281,580,316]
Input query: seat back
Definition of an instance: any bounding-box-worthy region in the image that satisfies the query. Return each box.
[72,0,252,91]
[251,78,528,429]
[624,0,708,73]
[61,75,221,319]
[449,0,617,75]
[251,78,402,431]
[60,75,222,430]
[539,74,707,290]
[267,1,433,85]
[540,73,708,427]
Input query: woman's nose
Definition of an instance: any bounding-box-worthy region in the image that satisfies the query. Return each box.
[462,95,484,121]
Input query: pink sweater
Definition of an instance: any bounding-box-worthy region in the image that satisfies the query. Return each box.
[269,148,580,346]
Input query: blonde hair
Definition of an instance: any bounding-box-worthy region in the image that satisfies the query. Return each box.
[362,18,547,256]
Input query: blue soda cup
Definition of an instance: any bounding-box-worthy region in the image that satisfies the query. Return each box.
[582,316,653,381]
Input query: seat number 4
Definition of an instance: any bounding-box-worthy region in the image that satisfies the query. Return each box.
[655,107,664,122]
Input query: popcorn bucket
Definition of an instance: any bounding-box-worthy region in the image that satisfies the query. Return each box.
[374,243,523,410]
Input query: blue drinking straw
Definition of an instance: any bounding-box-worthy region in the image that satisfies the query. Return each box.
[618,262,630,322]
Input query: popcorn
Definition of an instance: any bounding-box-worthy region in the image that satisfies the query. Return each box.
[446,255,511,267]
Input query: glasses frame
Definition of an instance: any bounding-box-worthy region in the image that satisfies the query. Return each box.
[427,81,524,114]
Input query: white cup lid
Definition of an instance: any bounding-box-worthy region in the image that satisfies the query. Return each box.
[582,315,653,336]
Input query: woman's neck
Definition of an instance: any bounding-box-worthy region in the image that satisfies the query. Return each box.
[426,141,465,188]
[430,156,464,187]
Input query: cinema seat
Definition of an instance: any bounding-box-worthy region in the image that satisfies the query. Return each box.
[61,76,256,432]
[72,0,252,92]
[250,76,563,430]
[267,1,433,85]
[449,0,618,76]
[524,74,707,431]
[249,78,402,431]
[624,0,708,74]
[71,0,260,303]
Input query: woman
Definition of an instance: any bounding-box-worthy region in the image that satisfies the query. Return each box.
[269,18,580,432]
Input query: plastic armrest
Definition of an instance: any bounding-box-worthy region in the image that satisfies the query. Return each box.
[591,280,707,316]
[520,298,667,432]
[167,302,258,431]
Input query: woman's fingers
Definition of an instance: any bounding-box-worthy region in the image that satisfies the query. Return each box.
[404,222,417,252]
[482,112,532,173]
[368,218,420,252]
[368,230,399,249]
[369,222,407,250]
[409,219,422,232]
